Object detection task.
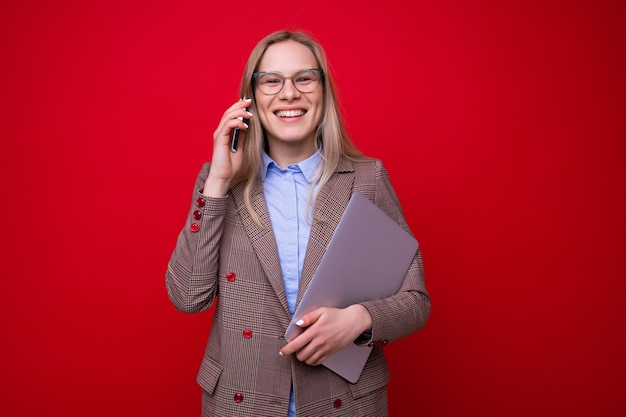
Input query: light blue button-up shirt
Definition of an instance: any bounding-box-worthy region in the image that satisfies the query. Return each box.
[261,148,321,417]
[262,149,321,315]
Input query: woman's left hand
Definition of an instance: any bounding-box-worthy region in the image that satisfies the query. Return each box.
[279,304,372,366]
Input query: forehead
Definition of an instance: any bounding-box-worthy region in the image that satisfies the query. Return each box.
[257,40,318,73]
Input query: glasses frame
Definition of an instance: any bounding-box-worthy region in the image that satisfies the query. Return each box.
[252,68,324,95]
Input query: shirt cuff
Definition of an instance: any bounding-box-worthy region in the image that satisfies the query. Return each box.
[354,332,373,347]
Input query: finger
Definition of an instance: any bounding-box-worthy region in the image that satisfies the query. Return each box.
[298,345,322,365]
[279,333,310,356]
[296,339,330,366]
[304,350,326,366]
[297,308,325,328]
[215,99,253,135]
[279,309,325,356]
[213,118,250,150]
[224,98,253,125]
[224,97,252,114]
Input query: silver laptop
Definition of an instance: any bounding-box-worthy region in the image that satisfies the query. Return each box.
[284,192,418,383]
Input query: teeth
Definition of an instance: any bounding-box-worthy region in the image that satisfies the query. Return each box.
[275,109,305,118]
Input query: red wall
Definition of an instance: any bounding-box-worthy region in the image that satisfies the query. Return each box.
[2,1,625,416]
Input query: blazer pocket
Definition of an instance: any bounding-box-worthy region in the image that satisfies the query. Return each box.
[196,355,224,395]
[349,349,391,400]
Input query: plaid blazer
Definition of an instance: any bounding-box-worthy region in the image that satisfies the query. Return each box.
[166,156,430,417]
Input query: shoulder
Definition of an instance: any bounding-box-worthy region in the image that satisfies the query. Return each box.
[342,156,389,178]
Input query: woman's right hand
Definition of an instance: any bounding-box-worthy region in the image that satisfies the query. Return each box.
[203,98,253,197]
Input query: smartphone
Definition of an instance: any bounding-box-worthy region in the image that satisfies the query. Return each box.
[230,99,248,153]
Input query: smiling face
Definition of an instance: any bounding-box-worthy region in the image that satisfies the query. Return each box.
[254,40,323,161]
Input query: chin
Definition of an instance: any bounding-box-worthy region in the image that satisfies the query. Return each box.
[271,129,316,144]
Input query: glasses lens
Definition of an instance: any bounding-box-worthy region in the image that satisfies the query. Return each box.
[256,73,284,95]
[292,69,321,93]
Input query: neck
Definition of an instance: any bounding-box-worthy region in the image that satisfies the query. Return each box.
[267,138,317,168]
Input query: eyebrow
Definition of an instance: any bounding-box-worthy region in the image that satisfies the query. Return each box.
[255,68,316,74]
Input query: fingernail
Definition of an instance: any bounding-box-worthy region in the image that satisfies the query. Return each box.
[243,123,249,129]
[244,98,252,102]
[296,319,304,326]
[246,111,253,116]
[278,351,284,356]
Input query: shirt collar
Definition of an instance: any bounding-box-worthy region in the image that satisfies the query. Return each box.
[261,147,323,184]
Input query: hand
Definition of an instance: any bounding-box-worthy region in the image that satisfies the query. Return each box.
[279,304,372,366]
[203,99,253,197]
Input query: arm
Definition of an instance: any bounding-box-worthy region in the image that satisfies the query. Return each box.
[280,160,430,364]
[166,163,228,313]
[359,160,430,343]
[166,99,252,313]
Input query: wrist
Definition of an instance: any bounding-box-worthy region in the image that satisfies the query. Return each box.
[202,176,230,198]
[350,304,372,334]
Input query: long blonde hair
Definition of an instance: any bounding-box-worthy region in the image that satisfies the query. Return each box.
[231,30,362,224]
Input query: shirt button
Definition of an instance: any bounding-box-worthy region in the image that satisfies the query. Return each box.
[190,222,200,232]
[193,210,202,220]
[333,398,342,408]
[234,393,244,403]
[226,272,236,282]
[243,329,253,339]
[196,197,206,207]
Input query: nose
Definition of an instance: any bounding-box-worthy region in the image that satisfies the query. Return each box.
[278,78,300,99]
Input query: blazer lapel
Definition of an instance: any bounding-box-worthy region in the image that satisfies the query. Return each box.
[297,157,356,306]
[231,181,291,316]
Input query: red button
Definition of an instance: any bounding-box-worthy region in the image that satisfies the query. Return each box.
[234,393,244,403]
[193,210,202,220]
[226,272,236,282]
[333,398,342,408]
[190,222,200,232]
[242,329,253,339]
[196,197,206,207]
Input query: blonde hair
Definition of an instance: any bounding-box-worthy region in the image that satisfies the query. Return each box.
[231,30,362,224]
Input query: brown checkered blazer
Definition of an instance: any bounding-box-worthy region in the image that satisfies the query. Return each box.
[166,156,430,417]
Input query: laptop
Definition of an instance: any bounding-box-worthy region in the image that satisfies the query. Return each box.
[284,192,419,383]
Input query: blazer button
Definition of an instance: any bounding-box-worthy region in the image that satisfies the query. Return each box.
[193,210,202,220]
[234,393,244,403]
[226,272,236,282]
[190,222,200,232]
[242,329,253,339]
[196,197,206,207]
[333,398,342,408]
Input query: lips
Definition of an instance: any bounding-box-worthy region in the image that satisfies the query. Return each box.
[274,109,306,118]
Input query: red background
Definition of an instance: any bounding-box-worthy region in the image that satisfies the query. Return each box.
[2,1,625,416]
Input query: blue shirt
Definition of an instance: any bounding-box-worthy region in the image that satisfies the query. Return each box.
[262,149,321,315]
[262,149,321,417]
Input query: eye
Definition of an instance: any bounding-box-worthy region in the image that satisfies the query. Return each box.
[259,74,283,85]
[294,70,319,84]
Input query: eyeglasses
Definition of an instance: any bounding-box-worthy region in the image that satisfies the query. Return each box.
[253,68,323,95]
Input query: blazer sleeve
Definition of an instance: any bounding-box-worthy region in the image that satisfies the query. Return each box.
[166,163,226,313]
[359,160,431,343]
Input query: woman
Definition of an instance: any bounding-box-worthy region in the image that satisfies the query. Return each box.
[166,30,430,417]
